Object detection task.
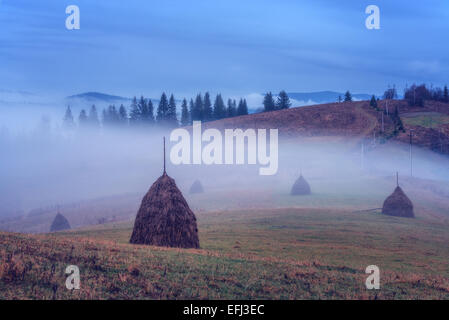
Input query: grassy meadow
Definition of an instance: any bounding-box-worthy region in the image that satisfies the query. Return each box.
[1,205,449,299]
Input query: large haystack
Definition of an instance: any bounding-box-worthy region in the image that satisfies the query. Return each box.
[189,180,204,194]
[382,186,415,218]
[50,213,71,232]
[291,175,311,195]
[130,173,200,248]
[130,138,199,248]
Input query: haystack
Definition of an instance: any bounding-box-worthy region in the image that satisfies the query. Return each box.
[50,213,71,232]
[189,180,204,194]
[382,186,414,218]
[130,138,200,248]
[291,175,311,195]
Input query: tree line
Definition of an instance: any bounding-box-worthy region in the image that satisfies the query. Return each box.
[404,84,449,107]
[63,90,293,129]
[62,92,251,129]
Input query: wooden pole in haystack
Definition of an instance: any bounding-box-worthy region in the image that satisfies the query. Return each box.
[163,136,166,175]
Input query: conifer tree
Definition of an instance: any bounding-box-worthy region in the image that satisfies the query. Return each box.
[129,96,141,125]
[180,98,190,126]
[147,99,154,123]
[192,94,203,121]
[63,106,75,129]
[157,92,169,124]
[203,92,213,121]
[276,90,291,109]
[213,94,226,120]
[344,91,352,102]
[263,92,276,112]
[227,99,236,117]
[189,98,195,122]
[138,96,149,125]
[167,94,178,127]
[78,109,88,127]
[88,104,100,128]
[370,95,378,109]
[105,105,119,126]
[118,104,128,126]
[237,99,249,116]
[102,109,107,126]
[139,96,154,125]
[444,85,449,103]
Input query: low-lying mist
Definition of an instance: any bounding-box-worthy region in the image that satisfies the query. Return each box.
[3,114,449,222]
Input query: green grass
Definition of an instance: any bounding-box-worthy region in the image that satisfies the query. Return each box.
[401,112,449,128]
[2,207,449,299]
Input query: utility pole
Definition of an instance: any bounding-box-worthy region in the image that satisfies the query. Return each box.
[381,112,384,133]
[413,87,416,106]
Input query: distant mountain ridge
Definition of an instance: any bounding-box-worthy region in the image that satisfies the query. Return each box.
[67,92,130,103]
[287,91,373,104]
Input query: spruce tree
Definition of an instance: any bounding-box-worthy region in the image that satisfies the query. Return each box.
[203,92,213,121]
[180,98,190,126]
[237,99,249,116]
[227,99,236,117]
[369,95,378,109]
[102,108,108,126]
[263,92,276,112]
[118,104,128,126]
[138,96,149,125]
[242,99,249,115]
[189,98,195,122]
[63,106,75,129]
[88,104,100,128]
[148,99,155,123]
[213,94,226,120]
[157,92,169,124]
[140,96,154,125]
[129,96,141,125]
[108,105,119,125]
[444,85,449,103]
[78,109,88,127]
[344,91,352,102]
[276,90,291,109]
[167,94,178,127]
[192,94,203,121]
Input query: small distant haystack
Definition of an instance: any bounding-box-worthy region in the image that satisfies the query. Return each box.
[189,180,204,194]
[382,173,415,218]
[130,138,200,248]
[382,186,415,218]
[50,213,71,232]
[291,174,311,195]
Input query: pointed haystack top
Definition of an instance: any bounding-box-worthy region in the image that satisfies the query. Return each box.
[50,213,71,232]
[291,174,311,195]
[130,137,200,248]
[189,180,204,194]
[382,174,415,218]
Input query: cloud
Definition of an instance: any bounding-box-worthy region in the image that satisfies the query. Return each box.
[408,60,441,75]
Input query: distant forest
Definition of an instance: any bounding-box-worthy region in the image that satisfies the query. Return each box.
[62,91,292,129]
[62,84,448,130]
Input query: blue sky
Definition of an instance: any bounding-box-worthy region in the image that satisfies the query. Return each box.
[0,0,448,98]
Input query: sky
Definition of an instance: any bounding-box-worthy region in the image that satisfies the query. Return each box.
[0,0,449,99]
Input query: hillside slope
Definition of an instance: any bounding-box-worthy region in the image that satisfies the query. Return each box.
[202,100,449,155]
[1,207,449,299]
